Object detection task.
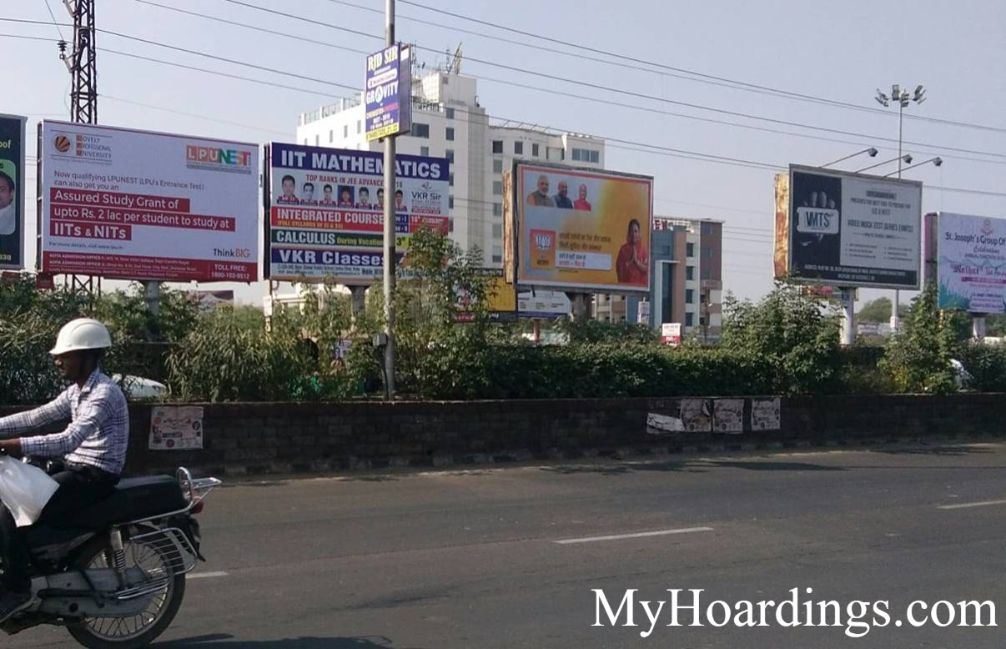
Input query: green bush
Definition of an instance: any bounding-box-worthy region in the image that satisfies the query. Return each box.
[412,342,773,400]
[165,307,314,402]
[881,283,958,394]
[720,283,842,395]
[956,342,1006,392]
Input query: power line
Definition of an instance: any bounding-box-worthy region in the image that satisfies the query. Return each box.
[104,95,292,136]
[395,0,1006,135]
[4,32,1004,198]
[129,5,1006,163]
[103,47,345,100]
[40,0,66,41]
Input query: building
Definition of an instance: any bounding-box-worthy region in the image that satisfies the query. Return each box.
[296,65,605,267]
[594,217,723,342]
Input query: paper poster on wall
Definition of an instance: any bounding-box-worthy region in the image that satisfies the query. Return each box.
[150,406,204,450]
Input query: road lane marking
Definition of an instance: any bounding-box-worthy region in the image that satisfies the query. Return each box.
[188,571,229,579]
[554,527,714,545]
[937,499,1006,510]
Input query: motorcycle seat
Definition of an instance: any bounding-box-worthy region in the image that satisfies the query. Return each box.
[57,475,189,529]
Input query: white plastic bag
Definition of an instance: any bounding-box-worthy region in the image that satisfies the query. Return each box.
[0,456,60,527]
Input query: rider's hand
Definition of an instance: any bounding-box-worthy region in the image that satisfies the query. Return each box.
[0,439,23,458]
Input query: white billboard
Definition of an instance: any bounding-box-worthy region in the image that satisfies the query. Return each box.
[936,212,1006,313]
[40,121,259,282]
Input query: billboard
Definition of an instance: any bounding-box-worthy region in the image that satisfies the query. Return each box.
[455,268,517,322]
[661,322,682,346]
[0,115,26,270]
[778,165,922,289]
[365,44,412,141]
[936,212,1006,313]
[773,172,790,280]
[265,142,448,284]
[39,121,258,282]
[518,289,570,319]
[513,163,652,292]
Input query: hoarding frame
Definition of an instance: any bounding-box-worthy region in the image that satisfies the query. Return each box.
[934,211,1006,314]
[781,164,923,290]
[0,114,26,271]
[263,141,449,285]
[510,161,653,293]
[38,120,260,282]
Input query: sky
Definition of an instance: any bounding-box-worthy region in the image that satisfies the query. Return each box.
[2,0,1005,308]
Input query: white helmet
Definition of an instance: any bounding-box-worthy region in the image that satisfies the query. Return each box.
[50,318,113,356]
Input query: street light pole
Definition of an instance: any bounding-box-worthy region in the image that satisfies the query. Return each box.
[382,0,397,398]
[875,84,926,334]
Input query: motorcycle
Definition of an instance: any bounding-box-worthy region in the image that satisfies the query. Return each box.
[1,466,220,648]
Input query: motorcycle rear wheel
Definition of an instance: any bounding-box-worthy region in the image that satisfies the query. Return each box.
[66,534,186,649]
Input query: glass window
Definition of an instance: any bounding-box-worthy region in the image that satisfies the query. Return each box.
[493,181,503,195]
[413,123,430,138]
[686,243,695,257]
[446,149,455,163]
[532,143,539,157]
[493,159,503,173]
[685,312,694,327]
[514,141,523,155]
[492,140,503,154]
[492,254,503,264]
[329,130,333,143]
[343,125,348,138]
[493,203,502,217]
[314,135,319,146]
[446,107,455,119]
[446,127,455,141]
[686,266,695,280]
[420,146,430,157]
[686,289,695,304]
[449,218,454,233]
[356,121,361,134]
[449,173,454,187]
[492,224,502,238]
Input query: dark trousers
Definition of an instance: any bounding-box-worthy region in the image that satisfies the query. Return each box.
[0,465,118,591]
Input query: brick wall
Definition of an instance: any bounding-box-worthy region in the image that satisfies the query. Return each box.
[1,394,1002,477]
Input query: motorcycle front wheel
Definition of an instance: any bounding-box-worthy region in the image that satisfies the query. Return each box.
[66,533,186,649]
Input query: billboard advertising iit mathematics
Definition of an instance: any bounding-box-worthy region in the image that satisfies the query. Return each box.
[265,142,448,284]
[513,163,652,292]
[0,114,26,270]
[778,165,922,289]
[39,121,258,282]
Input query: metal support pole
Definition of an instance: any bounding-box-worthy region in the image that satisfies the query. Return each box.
[892,102,904,333]
[143,280,160,316]
[350,285,367,322]
[973,314,987,341]
[840,287,855,346]
[382,0,397,398]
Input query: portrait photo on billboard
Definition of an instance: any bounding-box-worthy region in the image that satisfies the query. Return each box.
[0,115,25,270]
[790,169,842,279]
[516,163,652,292]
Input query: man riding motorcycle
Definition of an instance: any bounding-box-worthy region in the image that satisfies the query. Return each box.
[0,318,127,623]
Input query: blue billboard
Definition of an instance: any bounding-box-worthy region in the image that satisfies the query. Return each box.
[365,44,412,141]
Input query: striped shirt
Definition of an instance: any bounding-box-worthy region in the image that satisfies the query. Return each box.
[0,370,128,475]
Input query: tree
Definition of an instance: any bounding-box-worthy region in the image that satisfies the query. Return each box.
[880,283,958,394]
[857,297,909,323]
[720,282,841,394]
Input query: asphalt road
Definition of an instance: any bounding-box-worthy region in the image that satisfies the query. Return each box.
[7,440,1006,649]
